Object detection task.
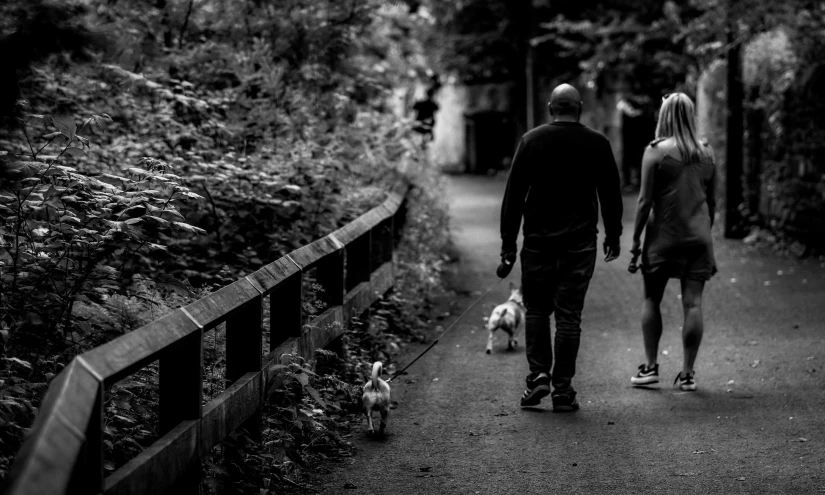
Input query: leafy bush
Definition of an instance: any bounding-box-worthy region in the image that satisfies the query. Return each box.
[0,109,204,348]
[0,0,445,486]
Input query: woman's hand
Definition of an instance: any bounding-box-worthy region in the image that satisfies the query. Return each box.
[628,239,642,274]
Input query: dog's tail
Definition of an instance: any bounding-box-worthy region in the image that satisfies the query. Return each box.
[371,361,383,390]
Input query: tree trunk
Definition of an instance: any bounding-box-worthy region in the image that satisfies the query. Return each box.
[725,23,746,239]
[745,86,763,224]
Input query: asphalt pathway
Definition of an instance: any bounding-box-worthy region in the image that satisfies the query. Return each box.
[317,174,825,494]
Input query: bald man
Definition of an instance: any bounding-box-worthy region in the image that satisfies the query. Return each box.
[498,83,623,411]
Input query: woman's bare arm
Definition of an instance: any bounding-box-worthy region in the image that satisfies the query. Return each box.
[631,145,659,250]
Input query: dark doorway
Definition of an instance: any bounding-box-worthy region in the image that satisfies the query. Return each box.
[621,113,655,190]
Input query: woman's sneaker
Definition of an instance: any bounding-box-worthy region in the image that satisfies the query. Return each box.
[631,363,659,386]
[674,371,697,391]
[520,372,550,407]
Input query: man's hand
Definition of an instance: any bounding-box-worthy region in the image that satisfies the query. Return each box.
[603,240,620,263]
[497,251,516,278]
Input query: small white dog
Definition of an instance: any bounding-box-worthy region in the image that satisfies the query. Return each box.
[362,361,391,436]
[486,282,524,354]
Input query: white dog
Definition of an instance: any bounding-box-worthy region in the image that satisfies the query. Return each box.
[362,361,391,436]
[485,282,524,354]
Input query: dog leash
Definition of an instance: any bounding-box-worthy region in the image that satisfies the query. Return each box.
[386,277,506,383]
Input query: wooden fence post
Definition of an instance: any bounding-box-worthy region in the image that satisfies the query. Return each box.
[158,329,203,495]
[384,217,394,264]
[393,199,407,248]
[67,362,104,495]
[226,296,264,441]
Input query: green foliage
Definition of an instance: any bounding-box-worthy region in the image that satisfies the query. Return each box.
[0,109,204,346]
[204,352,358,494]
[428,0,524,83]
[200,168,451,493]
[0,0,447,486]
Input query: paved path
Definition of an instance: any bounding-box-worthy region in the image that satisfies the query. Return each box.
[317,174,825,494]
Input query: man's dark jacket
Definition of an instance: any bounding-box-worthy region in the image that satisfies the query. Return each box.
[500,121,623,255]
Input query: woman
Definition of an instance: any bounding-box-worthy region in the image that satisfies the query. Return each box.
[629,93,717,391]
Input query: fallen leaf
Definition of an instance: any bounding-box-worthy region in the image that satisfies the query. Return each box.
[738,477,745,481]
[791,438,809,443]
[419,466,432,472]
[343,482,358,489]
[727,380,735,385]
[607,421,615,425]
[750,360,760,368]
[692,450,707,454]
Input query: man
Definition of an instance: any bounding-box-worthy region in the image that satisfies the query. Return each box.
[497,84,623,412]
[412,87,439,142]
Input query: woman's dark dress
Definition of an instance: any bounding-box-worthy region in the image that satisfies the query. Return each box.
[642,153,717,280]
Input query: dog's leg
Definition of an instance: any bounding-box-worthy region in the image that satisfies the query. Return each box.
[506,328,515,351]
[486,328,495,354]
[378,408,388,436]
[365,409,374,435]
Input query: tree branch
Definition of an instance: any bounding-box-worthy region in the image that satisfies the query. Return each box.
[178,0,196,48]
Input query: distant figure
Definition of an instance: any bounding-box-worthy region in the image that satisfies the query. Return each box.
[497,83,623,412]
[628,93,717,392]
[412,87,439,142]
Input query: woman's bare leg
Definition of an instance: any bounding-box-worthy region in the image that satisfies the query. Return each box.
[641,273,668,367]
[680,278,706,374]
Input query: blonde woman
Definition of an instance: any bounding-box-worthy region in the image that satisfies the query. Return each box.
[629,93,717,392]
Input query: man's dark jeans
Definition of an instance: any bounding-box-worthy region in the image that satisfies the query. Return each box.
[520,239,597,395]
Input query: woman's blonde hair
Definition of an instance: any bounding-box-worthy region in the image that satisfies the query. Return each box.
[655,93,712,163]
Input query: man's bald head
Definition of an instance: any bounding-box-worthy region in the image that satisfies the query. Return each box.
[549,84,582,120]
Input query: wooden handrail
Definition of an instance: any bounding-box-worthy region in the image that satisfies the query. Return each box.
[3,181,410,495]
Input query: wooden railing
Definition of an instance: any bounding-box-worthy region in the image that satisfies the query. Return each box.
[3,181,410,495]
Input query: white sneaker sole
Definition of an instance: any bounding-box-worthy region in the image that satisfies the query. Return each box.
[631,376,659,386]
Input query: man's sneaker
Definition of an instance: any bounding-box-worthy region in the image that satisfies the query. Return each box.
[520,373,550,407]
[551,392,579,412]
[674,371,697,391]
[631,364,659,386]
